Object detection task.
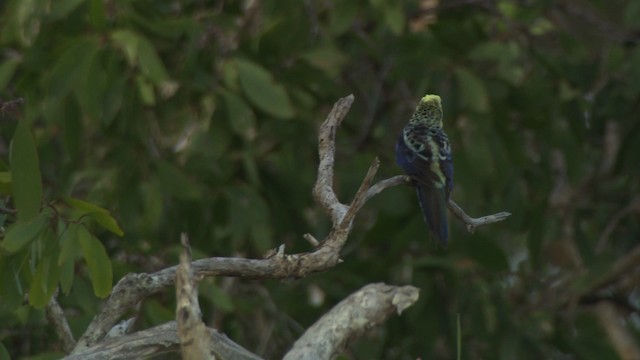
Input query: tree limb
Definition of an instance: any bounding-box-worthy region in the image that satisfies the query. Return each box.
[447,199,511,233]
[176,233,213,359]
[71,94,510,355]
[313,94,354,224]
[594,301,640,360]
[63,322,261,360]
[283,283,420,360]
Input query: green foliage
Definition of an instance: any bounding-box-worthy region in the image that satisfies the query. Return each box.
[10,119,42,222]
[1,0,639,358]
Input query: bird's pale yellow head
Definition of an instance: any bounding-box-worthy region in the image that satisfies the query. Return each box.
[421,94,441,106]
[410,94,443,127]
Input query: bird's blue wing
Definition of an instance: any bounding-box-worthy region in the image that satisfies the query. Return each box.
[395,129,452,245]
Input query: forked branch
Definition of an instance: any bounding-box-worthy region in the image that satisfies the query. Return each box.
[64,94,509,359]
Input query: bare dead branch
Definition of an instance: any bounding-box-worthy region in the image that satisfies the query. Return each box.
[46,294,76,354]
[447,199,511,233]
[176,233,212,359]
[594,301,640,360]
[0,97,24,116]
[313,94,354,224]
[72,95,510,354]
[64,322,261,360]
[338,157,380,231]
[106,318,135,339]
[364,174,407,202]
[365,174,511,232]
[283,283,420,360]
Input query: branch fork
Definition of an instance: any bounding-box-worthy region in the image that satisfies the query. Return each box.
[58,94,509,359]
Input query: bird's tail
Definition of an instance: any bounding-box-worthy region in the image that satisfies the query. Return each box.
[416,185,449,246]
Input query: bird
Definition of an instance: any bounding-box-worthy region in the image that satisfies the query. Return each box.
[395,94,453,246]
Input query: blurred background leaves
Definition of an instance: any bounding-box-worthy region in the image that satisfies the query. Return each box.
[1,0,639,359]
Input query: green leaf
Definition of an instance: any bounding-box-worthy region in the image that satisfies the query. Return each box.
[155,160,203,200]
[111,29,170,85]
[62,97,82,160]
[136,34,170,84]
[58,223,81,295]
[48,0,87,20]
[0,58,20,92]
[624,0,640,27]
[10,120,43,221]
[136,75,156,105]
[62,197,124,236]
[0,171,11,195]
[48,37,100,99]
[300,46,348,78]
[58,223,81,265]
[383,1,405,35]
[111,29,139,65]
[59,254,75,295]
[220,89,256,139]
[1,212,48,253]
[201,282,235,313]
[140,178,163,232]
[0,253,27,311]
[235,59,295,119]
[455,67,489,113]
[226,185,272,253]
[329,1,358,35]
[78,226,112,298]
[0,342,9,360]
[74,53,108,120]
[89,0,107,29]
[90,211,125,237]
[28,230,60,308]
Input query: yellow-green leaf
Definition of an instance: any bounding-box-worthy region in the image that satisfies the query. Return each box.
[78,226,112,298]
[0,171,11,195]
[235,59,295,119]
[48,37,100,99]
[155,160,203,200]
[58,224,80,294]
[29,230,60,308]
[58,223,81,265]
[220,89,256,139]
[111,29,139,65]
[136,34,170,84]
[0,58,20,92]
[1,213,48,253]
[111,29,169,85]
[62,197,124,236]
[10,120,42,221]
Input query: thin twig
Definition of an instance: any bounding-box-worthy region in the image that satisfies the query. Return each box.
[0,97,24,115]
[46,294,76,354]
[338,157,380,231]
[0,206,17,214]
[447,199,511,233]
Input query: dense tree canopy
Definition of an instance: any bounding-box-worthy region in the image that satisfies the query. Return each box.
[1,0,639,359]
